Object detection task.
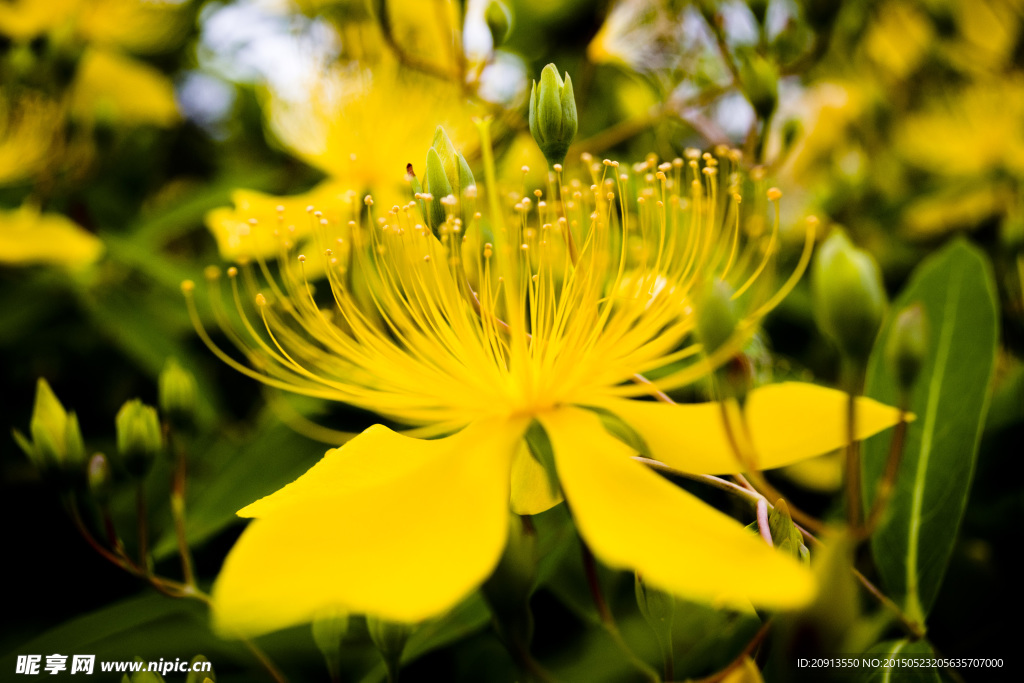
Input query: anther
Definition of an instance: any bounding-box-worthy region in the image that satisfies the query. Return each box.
[204,265,220,280]
[181,280,195,294]
[553,163,563,173]
[227,267,238,278]
[255,293,267,306]
[767,187,782,201]
[298,254,306,263]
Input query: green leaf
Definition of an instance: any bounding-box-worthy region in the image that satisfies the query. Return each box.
[860,639,940,683]
[3,594,252,671]
[862,240,998,624]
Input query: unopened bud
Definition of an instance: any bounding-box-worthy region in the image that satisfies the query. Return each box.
[812,230,887,362]
[529,64,577,167]
[159,358,197,431]
[185,656,214,683]
[695,279,738,356]
[885,304,928,396]
[23,378,87,476]
[312,608,350,682]
[423,147,452,236]
[485,0,513,48]
[366,617,412,683]
[635,574,674,664]
[116,399,162,478]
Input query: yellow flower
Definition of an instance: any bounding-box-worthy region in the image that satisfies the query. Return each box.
[0,203,103,267]
[0,0,186,53]
[0,94,64,187]
[186,139,902,637]
[260,57,479,209]
[70,48,180,127]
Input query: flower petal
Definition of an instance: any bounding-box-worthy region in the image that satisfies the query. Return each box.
[588,382,904,474]
[510,440,563,515]
[539,407,815,611]
[212,417,527,636]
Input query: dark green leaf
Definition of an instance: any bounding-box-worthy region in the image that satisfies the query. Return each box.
[863,240,998,623]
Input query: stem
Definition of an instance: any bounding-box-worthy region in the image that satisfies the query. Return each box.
[136,483,149,573]
[845,389,863,529]
[852,569,926,640]
[692,618,773,683]
[718,403,826,533]
[171,434,196,587]
[756,498,773,547]
[580,543,660,682]
[858,412,908,539]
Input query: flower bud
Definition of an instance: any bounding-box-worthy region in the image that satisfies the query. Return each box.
[21,378,87,475]
[427,126,476,235]
[635,573,674,661]
[885,304,928,397]
[529,64,577,167]
[483,516,538,649]
[485,0,513,48]
[88,452,113,504]
[366,617,412,682]
[185,656,214,683]
[695,279,739,356]
[812,230,887,362]
[159,358,197,431]
[423,147,453,236]
[116,399,162,478]
[312,608,350,682]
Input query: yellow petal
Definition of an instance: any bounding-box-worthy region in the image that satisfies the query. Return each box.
[212,417,527,636]
[71,49,180,127]
[539,407,815,611]
[0,205,103,267]
[510,440,563,516]
[588,382,904,474]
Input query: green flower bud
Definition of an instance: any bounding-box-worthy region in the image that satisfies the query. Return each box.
[812,230,888,362]
[483,516,538,649]
[529,64,577,167]
[423,146,452,237]
[159,358,197,431]
[116,399,162,478]
[312,608,350,682]
[885,304,928,397]
[485,0,513,48]
[366,617,412,683]
[426,126,476,239]
[635,573,674,663]
[19,379,87,478]
[88,453,113,504]
[695,279,739,356]
[737,49,779,120]
[185,656,214,683]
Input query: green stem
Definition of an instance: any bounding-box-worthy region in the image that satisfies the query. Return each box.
[580,543,661,683]
[170,434,196,587]
[136,483,149,574]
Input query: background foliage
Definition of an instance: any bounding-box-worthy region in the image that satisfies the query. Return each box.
[2,0,1022,681]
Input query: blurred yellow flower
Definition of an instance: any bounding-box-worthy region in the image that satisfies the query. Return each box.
[262,58,479,206]
[0,204,103,267]
[898,80,1024,178]
[0,0,186,53]
[187,142,903,636]
[70,48,180,127]
[0,95,64,187]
